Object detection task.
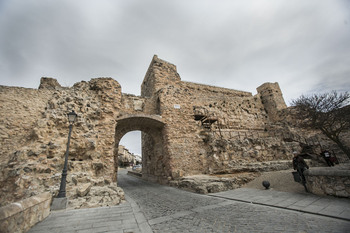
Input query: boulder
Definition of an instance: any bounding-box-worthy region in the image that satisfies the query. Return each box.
[76,183,92,197]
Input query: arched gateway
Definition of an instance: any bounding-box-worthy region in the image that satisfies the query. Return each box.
[114,114,169,183]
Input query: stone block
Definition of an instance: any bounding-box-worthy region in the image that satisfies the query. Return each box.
[77,183,92,197]
[0,192,51,233]
[51,197,68,210]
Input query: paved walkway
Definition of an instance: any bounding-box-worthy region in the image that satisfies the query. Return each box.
[209,188,350,221]
[28,181,350,232]
[28,194,152,233]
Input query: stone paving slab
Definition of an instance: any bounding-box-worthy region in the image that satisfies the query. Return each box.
[27,194,152,233]
[209,187,350,221]
[27,176,350,233]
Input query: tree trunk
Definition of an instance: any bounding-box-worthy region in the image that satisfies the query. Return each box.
[320,128,350,160]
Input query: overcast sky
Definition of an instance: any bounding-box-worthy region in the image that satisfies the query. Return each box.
[1,0,349,156]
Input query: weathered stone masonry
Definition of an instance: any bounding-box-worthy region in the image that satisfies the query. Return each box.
[1,55,347,208]
[138,55,295,182]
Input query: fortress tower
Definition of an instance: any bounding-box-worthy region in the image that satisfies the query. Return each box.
[257,82,287,121]
[141,55,181,98]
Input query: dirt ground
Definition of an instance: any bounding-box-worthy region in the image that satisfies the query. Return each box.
[242,169,307,194]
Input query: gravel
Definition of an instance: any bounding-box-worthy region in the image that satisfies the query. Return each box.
[242,169,307,194]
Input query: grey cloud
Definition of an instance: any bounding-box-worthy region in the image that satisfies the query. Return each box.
[1,0,349,154]
[0,0,349,97]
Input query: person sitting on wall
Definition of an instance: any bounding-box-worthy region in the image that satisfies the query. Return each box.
[292,151,309,185]
[321,149,334,167]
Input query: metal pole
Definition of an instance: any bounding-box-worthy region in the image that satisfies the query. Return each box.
[57,123,73,198]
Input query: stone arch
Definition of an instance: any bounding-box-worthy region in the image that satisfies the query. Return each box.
[114,114,167,182]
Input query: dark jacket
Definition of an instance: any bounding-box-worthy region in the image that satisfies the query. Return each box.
[293,155,309,170]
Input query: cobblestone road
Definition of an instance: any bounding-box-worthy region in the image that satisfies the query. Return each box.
[118,170,350,233]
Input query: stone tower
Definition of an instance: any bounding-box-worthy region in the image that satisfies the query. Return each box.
[141,55,181,98]
[257,82,287,121]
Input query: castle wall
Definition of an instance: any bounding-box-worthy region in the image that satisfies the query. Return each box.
[1,55,344,208]
[0,86,54,205]
[181,81,268,130]
[0,78,124,207]
[139,56,293,177]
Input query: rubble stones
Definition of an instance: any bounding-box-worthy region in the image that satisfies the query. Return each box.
[170,173,260,194]
[69,184,125,209]
[76,183,92,197]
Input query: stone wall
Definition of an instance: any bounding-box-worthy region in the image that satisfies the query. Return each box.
[0,192,51,233]
[1,55,348,209]
[139,55,319,179]
[305,165,350,198]
[0,78,125,208]
[0,86,55,206]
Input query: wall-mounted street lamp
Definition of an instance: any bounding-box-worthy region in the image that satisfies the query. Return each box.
[57,110,77,198]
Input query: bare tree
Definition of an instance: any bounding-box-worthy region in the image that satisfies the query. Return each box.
[291,91,350,159]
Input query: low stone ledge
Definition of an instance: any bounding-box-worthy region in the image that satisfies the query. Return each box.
[305,166,350,177]
[0,192,52,233]
[305,164,350,198]
[170,173,260,194]
[213,160,293,174]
